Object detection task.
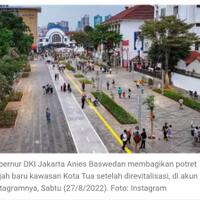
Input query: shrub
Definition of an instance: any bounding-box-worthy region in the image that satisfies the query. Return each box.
[74,73,84,78]
[21,72,29,78]
[153,89,200,112]
[66,65,75,71]
[92,91,137,124]
[8,91,23,101]
[23,63,31,72]
[79,79,92,84]
[0,111,17,128]
[148,78,154,86]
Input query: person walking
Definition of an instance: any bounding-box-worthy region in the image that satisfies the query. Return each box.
[46,107,51,123]
[112,79,115,88]
[178,98,184,109]
[120,129,128,151]
[106,81,110,90]
[193,126,199,145]
[117,87,122,98]
[127,128,132,144]
[63,83,67,92]
[163,122,168,141]
[140,128,147,149]
[167,125,173,138]
[82,81,85,92]
[128,88,131,99]
[122,91,126,98]
[67,83,72,92]
[81,93,86,109]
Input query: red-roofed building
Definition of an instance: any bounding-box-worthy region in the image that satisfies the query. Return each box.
[102,5,154,69]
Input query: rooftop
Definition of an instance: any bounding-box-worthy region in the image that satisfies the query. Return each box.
[184,51,200,65]
[104,5,154,23]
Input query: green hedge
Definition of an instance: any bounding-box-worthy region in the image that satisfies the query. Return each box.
[66,65,75,71]
[8,91,23,101]
[0,111,17,128]
[74,73,84,78]
[154,88,200,112]
[22,72,29,78]
[92,91,137,124]
[79,79,92,84]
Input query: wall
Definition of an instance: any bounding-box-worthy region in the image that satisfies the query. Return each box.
[171,73,200,93]
[120,20,146,60]
[18,9,38,45]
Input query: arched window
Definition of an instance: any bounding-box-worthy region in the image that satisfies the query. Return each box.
[52,34,61,43]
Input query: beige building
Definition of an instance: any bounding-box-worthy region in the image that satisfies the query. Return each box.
[0,6,41,49]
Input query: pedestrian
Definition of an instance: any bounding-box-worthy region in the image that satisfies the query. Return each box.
[42,85,46,95]
[193,126,199,145]
[46,107,51,123]
[122,91,126,98]
[133,127,141,152]
[140,128,147,149]
[63,83,66,92]
[167,125,173,138]
[110,91,114,100]
[81,93,86,109]
[128,88,131,99]
[61,85,63,92]
[82,81,85,91]
[112,79,115,88]
[117,87,122,98]
[50,85,53,94]
[55,73,57,81]
[127,128,132,144]
[106,81,110,90]
[120,129,128,151]
[109,68,112,74]
[163,122,168,141]
[178,98,184,109]
[67,83,72,92]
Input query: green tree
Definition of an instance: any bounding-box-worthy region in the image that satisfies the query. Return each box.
[143,95,155,139]
[140,16,199,85]
[0,28,12,57]
[0,73,10,101]
[92,24,122,64]
[0,12,32,55]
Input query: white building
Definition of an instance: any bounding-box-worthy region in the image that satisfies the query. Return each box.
[104,5,154,68]
[155,5,200,51]
[38,28,70,47]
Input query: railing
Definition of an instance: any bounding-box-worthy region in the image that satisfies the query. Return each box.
[134,67,162,79]
[173,68,200,79]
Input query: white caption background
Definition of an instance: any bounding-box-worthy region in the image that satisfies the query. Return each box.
[0,154,199,200]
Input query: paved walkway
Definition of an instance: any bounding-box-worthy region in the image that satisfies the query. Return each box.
[48,62,108,153]
[0,59,76,153]
[70,59,200,153]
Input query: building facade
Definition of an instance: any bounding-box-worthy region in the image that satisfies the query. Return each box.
[80,14,90,30]
[0,5,41,50]
[104,14,112,21]
[104,5,154,68]
[155,5,200,51]
[94,15,103,27]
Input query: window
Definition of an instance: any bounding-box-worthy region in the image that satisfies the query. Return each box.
[196,23,200,27]
[173,6,179,16]
[197,5,200,8]
[46,39,49,42]
[160,8,166,17]
[52,34,61,43]
[39,38,43,42]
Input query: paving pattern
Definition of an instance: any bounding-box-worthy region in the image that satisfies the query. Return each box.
[71,60,200,153]
[0,59,76,153]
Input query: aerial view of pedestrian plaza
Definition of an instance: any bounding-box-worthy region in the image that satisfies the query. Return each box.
[0,4,200,153]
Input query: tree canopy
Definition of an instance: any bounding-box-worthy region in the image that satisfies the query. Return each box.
[140,16,199,83]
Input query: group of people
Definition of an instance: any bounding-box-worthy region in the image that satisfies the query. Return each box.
[120,126,147,152]
[162,123,173,140]
[42,84,53,95]
[61,82,72,93]
[189,90,199,99]
[117,87,134,99]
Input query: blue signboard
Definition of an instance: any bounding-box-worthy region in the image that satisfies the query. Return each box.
[134,31,144,51]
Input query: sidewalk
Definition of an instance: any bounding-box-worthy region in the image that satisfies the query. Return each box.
[48,63,108,153]
[72,61,200,153]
